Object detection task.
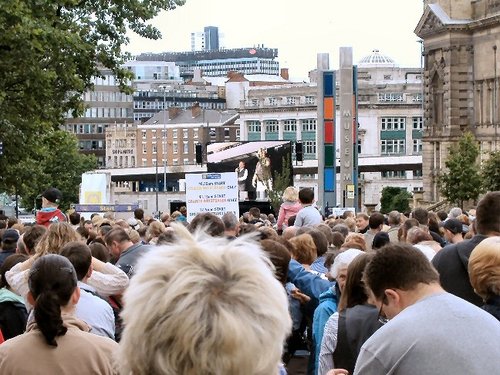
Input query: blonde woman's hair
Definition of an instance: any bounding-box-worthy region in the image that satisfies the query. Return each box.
[35,222,80,257]
[282,186,298,202]
[342,232,367,252]
[468,236,500,299]
[146,220,165,243]
[11,223,25,234]
[289,233,317,265]
[118,224,291,375]
[344,217,357,232]
[127,229,140,244]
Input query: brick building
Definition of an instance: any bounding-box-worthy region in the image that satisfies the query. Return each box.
[105,104,239,191]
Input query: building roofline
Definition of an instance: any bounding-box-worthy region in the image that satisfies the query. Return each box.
[135,47,278,63]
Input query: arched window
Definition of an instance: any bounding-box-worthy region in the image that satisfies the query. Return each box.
[431,73,444,127]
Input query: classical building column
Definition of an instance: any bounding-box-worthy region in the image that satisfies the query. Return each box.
[241,120,248,141]
[278,119,284,140]
[296,119,302,141]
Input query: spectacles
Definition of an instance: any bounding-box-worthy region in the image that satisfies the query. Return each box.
[378,296,390,325]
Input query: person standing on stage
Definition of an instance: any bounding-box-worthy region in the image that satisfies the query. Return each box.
[235,161,248,192]
[252,148,272,200]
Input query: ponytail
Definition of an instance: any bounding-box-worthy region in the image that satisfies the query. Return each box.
[28,254,77,347]
[34,292,68,347]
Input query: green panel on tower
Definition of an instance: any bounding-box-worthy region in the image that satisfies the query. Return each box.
[325,144,334,167]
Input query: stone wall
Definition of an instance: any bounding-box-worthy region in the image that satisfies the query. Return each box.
[417,1,500,202]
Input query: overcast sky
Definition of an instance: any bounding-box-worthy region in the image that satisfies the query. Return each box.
[126,0,425,81]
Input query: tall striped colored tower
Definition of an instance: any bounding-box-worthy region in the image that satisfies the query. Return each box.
[317,54,337,211]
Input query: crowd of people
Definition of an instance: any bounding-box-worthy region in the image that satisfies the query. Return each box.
[0,186,498,374]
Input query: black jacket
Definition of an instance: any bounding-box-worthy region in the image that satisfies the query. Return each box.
[483,295,500,321]
[432,235,487,306]
[0,301,28,340]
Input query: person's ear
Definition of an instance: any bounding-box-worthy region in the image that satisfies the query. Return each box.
[71,286,81,305]
[110,241,120,256]
[27,291,36,306]
[86,264,93,279]
[384,288,400,306]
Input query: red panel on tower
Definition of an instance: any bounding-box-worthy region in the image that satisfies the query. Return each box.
[325,121,334,144]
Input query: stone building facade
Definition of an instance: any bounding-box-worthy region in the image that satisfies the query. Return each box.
[105,124,137,169]
[239,50,424,209]
[415,0,500,202]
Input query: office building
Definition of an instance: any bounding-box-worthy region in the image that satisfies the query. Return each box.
[64,68,134,167]
[126,62,227,122]
[136,47,280,77]
[191,26,220,51]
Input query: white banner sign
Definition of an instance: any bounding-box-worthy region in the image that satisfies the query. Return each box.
[185,172,239,220]
[330,207,356,218]
[80,172,109,204]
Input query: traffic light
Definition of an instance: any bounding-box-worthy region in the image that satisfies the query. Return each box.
[195,143,203,164]
[295,141,303,162]
[0,141,3,156]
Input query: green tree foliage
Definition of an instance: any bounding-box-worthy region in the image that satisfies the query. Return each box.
[481,151,500,192]
[439,132,483,209]
[392,190,412,214]
[266,153,293,214]
[380,186,411,214]
[18,130,97,211]
[0,0,185,195]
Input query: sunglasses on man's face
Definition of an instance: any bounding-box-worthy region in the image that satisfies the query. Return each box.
[378,295,390,325]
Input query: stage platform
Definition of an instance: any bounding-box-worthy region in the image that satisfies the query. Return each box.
[170,200,274,216]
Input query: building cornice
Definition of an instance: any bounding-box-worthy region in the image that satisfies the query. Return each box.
[468,14,500,31]
[415,4,471,39]
[239,106,317,114]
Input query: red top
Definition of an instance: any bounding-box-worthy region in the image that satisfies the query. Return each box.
[36,209,67,227]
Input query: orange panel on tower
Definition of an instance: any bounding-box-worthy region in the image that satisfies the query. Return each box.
[323,97,334,119]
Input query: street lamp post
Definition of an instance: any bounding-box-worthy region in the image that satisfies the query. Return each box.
[163,88,167,192]
[494,45,498,149]
[155,160,159,217]
[152,120,159,217]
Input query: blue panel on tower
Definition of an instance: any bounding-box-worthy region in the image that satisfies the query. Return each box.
[324,73,334,97]
[324,168,335,191]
